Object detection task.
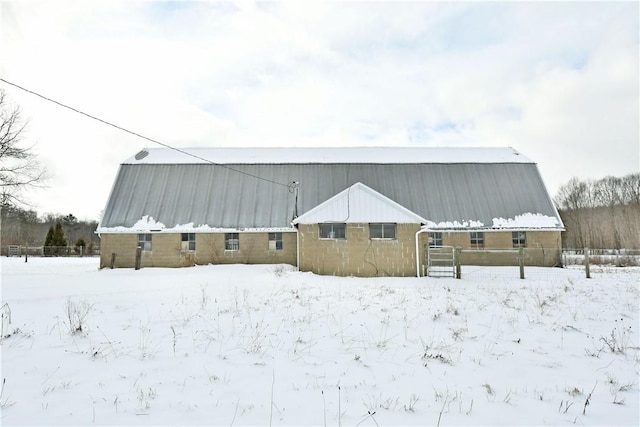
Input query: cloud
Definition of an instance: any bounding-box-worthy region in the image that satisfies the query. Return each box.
[0,1,637,219]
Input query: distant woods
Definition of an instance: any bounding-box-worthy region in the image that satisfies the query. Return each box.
[1,207,98,251]
[555,173,640,249]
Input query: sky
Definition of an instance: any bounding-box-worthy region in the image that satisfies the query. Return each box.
[0,1,638,221]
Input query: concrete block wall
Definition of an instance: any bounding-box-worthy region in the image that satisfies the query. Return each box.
[195,232,297,266]
[99,234,137,268]
[99,232,297,269]
[100,229,562,271]
[417,230,562,268]
[298,223,420,277]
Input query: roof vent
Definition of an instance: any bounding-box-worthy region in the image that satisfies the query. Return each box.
[134,149,149,160]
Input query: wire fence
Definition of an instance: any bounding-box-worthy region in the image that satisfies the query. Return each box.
[1,245,100,257]
[427,247,640,280]
[562,248,640,267]
[2,245,638,280]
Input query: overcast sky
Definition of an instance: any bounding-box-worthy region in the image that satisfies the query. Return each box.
[1,1,638,221]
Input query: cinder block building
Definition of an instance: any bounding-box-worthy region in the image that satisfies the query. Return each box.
[96,147,564,276]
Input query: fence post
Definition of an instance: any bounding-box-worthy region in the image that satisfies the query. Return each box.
[519,247,525,279]
[24,243,28,263]
[585,247,591,279]
[135,247,142,270]
[110,253,116,269]
[455,247,462,279]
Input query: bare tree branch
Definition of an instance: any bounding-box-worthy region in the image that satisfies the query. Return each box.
[0,89,48,207]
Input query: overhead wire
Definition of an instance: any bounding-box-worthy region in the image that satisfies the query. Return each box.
[0,77,291,188]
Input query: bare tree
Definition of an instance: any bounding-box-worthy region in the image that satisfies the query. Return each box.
[621,173,640,205]
[0,89,47,206]
[556,174,640,249]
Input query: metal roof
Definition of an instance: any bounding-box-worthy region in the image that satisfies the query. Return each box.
[98,147,563,231]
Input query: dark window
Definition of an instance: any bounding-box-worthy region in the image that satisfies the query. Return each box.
[225,233,239,251]
[470,232,484,249]
[428,232,443,247]
[268,232,283,250]
[181,233,196,251]
[512,231,526,248]
[369,223,396,239]
[319,223,346,239]
[138,234,152,252]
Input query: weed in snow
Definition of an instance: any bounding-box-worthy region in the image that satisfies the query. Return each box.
[65,298,92,335]
[600,318,633,353]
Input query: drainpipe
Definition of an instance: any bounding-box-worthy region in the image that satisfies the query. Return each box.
[415,227,429,277]
[293,222,300,271]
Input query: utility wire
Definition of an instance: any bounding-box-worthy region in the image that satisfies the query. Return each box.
[0,77,290,188]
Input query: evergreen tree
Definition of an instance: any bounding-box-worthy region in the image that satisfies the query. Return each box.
[44,221,67,255]
[74,238,86,254]
[53,222,67,247]
[44,225,54,246]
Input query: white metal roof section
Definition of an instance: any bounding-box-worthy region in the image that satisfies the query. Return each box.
[293,182,427,224]
[124,146,534,165]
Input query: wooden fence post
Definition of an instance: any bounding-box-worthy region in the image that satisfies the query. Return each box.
[135,247,142,270]
[110,253,116,269]
[455,247,462,279]
[24,243,28,263]
[585,247,591,279]
[519,247,525,279]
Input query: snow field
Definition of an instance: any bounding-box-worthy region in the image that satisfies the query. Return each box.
[1,258,638,426]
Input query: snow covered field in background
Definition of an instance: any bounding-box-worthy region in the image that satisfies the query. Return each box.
[1,258,638,426]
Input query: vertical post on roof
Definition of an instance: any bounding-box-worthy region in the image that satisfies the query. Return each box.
[519,247,525,279]
[135,246,142,270]
[584,247,591,279]
[455,247,461,279]
[289,181,299,220]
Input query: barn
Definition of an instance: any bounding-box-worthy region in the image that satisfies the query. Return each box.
[96,147,564,276]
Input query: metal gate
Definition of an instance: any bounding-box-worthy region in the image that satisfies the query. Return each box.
[7,245,21,257]
[427,245,456,277]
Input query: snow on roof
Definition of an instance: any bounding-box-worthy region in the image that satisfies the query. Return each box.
[292,182,428,225]
[491,213,561,229]
[123,146,535,165]
[96,215,295,234]
[422,212,562,230]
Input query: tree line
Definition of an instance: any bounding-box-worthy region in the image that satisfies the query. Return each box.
[554,173,640,249]
[1,205,99,253]
[1,88,99,254]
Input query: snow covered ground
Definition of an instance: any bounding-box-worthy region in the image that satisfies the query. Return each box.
[1,258,638,426]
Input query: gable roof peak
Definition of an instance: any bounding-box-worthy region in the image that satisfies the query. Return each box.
[293,182,427,225]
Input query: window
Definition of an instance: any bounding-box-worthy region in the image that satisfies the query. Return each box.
[181,233,195,251]
[319,223,346,239]
[428,232,443,247]
[369,223,396,239]
[470,232,484,249]
[268,232,283,250]
[512,231,526,248]
[225,233,239,251]
[138,234,152,252]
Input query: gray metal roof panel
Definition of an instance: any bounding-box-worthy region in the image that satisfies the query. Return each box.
[99,159,562,231]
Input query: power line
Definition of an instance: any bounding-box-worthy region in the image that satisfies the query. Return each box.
[0,77,290,188]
